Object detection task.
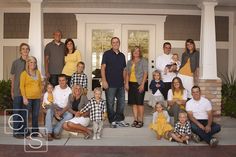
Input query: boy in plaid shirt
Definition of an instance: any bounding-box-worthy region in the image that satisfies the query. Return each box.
[79,87,107,140]
[70,61,88,94]
[169,112,191,144]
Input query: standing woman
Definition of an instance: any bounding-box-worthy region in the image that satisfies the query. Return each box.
[20,56,42,136]
[178,39,199,98]
[125,46,148,128]
[62,38,82,85]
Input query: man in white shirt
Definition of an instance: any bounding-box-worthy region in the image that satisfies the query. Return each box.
[186,86,221,147]
[156,42,176,100]
[45,74,72,140]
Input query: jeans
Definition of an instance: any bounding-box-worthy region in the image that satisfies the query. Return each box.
[191,120,221,144]
[12,96,27,135]
[45,106,73,134]
[27,99,40,133]
[49,74,59,87]
[168,104,182,124]
[105,87,125,123]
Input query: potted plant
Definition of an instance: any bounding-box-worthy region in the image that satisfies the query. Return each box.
[0,80,13,114]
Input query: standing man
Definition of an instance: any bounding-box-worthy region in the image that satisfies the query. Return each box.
[10,43,30,138]
[186,86,221,147]
[156,42,176,100]
[44,30,65,86]
[101,37,129,128]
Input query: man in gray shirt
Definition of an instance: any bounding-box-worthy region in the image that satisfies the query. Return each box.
[10,43,30,138]
[44,30,65,86]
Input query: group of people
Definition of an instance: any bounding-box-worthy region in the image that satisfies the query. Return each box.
[10,29,221,147]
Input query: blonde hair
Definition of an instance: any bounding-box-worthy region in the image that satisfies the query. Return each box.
[94,87,102,94]
[179,111,188,118]
[25,56,38,74]
[152,70,162,80]
[71,84,83,97]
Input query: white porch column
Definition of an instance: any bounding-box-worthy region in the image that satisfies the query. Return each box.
[199,1,218,79]
[28,0,44,74]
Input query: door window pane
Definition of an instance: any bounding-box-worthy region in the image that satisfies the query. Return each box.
[91,29,114,90]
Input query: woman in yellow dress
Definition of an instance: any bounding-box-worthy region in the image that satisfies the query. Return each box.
[62,38,82,86]
[149,102,173,140]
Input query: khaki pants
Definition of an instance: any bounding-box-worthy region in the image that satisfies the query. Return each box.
[93,121,103,136]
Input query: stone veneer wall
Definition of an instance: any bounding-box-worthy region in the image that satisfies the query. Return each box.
[198,79,222,118]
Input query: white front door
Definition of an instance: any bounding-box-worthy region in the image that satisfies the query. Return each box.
[85,24,156,99]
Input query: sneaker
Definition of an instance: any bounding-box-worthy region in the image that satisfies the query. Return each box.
[13,134,24,139]
[69,131,78,136]
[192,133,200,143]
[183,140,189,145]
[92,134,97,140]
[116,121,129,127]
[210,138,219,147]
[96,134,101,140]
[53,133,61,139]
[110,122,117,128]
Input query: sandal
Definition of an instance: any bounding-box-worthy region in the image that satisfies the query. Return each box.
[131,120,138,127]
[135,121,144,128]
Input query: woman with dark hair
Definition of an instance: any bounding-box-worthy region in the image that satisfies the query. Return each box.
[125,46,148,128]
[167,77,187,123]
[178,39,199,98]
[62,38,82,85]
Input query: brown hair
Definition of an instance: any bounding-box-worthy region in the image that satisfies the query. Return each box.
[19,43,30,51]
[131,46,142,59]
[163,42,171,48]
[171,77,185,95]
[65,38,76,56]
[185,38,196,53]
[111,37,120,44]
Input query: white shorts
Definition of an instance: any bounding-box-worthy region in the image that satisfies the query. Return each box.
[178,73,193,98]
[68,117,90,127]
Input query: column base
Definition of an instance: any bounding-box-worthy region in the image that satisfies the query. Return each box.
[198,79,222,120]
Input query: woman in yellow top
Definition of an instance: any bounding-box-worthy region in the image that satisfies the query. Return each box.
[178,39,199,98]
[167,77,187,123]
[20,56,42,136]
[62,38,82,86]
[125,46,148,128]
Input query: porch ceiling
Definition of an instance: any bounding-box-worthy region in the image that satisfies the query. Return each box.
[0,0,236,9]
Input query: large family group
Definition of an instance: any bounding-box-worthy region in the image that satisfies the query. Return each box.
[10,30,221,147]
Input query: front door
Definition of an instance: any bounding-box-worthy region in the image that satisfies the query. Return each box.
[85,24,156,99]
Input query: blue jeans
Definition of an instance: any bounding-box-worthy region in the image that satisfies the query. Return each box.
[105,87,125,123]
[12,96,27,135]
[45,106,73,134]
[191,120,221,144]
[27,99,40,134]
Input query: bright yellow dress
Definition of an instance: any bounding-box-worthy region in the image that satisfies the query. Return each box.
[149,112,173,136]
[47,93,54,104]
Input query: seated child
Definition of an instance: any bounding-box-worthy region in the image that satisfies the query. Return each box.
[42,83,62,121]
[169,112,191,144]
[70,61,88,95]
[149,102,173,140]
[79,87,107,140]
[149,70,165,108]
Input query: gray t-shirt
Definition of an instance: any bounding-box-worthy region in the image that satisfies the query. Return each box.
[44,41,65,74]
[10,57,26,97]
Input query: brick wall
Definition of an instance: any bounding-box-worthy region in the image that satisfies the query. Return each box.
[198,79,222,118]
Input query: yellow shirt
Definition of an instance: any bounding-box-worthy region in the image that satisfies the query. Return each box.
[62,50,81,76]
[129,63,137,82]
[47,93,54,103]
[173,91,185,110]
[20,70,42,99]
[179,58,193,76]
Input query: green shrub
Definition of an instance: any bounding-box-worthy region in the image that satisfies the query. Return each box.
[220,72,236,118]
[0,80,13,111]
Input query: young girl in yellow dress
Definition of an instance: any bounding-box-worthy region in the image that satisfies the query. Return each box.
[149,102,173,140]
